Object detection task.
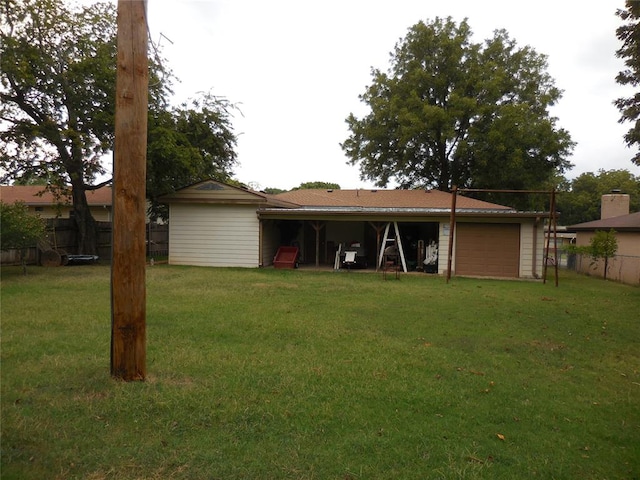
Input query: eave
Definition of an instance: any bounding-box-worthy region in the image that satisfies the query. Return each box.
[257,206,547,221]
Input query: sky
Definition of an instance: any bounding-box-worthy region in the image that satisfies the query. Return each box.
[143,0,639,191]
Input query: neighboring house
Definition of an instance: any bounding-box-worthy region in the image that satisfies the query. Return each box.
[0,185,113,221]
[568,193,640,285]
[161,180,552,279]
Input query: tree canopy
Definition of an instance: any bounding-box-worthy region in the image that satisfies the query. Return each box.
[615,1,640,165]
[147,92,238,219]
[1,0,239,251]
[292,182,341,191]
[342,17,574,206]
[556,169,640,225]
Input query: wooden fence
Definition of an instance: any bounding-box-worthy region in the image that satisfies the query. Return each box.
[1,219,168,265]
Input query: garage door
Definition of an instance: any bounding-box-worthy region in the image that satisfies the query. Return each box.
[455,223,520,277]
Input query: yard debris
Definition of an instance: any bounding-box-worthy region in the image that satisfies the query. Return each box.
[467,455,494,464]
[496,433,505,441]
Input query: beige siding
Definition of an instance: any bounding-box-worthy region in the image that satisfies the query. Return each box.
[437,222,450,274]
[519,220,545,278]
[575,231,640,285]
[169,204,259,267]
[165,181,265,204]
[27,205,112,221]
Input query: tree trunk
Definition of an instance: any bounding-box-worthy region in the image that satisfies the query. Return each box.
[71,181,98,255]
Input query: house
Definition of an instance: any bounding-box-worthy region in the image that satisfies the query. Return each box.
[0,185,113,221]
[161,180,552,279]
[568,193,640,285]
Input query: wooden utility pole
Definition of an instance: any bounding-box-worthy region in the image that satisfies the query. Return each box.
[111,0,148,381]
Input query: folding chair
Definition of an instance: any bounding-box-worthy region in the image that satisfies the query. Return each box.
[344,251,357,271]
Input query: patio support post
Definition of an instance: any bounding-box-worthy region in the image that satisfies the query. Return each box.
[311,221,325,267]
[369,222,386,272]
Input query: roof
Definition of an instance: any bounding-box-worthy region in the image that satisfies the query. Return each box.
[159,180,298,208]
[568,211,640,232]
[160,182,546,219]
[257,188,547,220]
[273,188,513,210]
[0,185,112,206]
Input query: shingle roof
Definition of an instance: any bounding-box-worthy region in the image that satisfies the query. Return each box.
[273,188,512,210]
[568,211,640,231]
[0,185,112,206]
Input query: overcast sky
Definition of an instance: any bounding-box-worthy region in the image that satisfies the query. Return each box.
[144,0,639,191]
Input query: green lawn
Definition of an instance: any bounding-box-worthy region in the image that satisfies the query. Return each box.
[1,265,638,479]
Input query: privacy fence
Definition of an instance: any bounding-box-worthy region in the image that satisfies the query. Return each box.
[0,219,168,266]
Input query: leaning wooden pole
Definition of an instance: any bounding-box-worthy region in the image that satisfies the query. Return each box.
[111,0,148,381]
[543,190,553,285]
[446,186,457,283]
[551,189,559,287]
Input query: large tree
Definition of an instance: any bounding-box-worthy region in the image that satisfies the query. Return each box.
[1,0,117,254]
[615,1,640,165]
[342,17,574,206]
[1,0,238,251]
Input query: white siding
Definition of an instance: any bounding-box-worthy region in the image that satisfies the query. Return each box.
[169,204,259,268]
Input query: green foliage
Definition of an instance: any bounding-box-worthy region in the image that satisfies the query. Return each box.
[0,201,46,273]
[1,0,239,240]
[556,169,640,225]
[1,265,639,478]
[589,229,618,260]
[0,201,46,251]
[0,0,117,185]
[147,92,239,219]
[342,17,574,205]
[615,1,640,165]
[588,229,618,280]
[263,187,287,194]
[292,181,341,190]
[0,0,117,253]
[561,243,590,256]
[563,230,619,280]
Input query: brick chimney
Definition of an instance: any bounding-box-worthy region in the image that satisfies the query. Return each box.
[601,190,630,219]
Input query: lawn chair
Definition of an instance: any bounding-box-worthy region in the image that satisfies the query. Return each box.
[343,251,357,271]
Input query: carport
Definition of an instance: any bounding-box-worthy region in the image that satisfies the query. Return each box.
[162,181,550,280]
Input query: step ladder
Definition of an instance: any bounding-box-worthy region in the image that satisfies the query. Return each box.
[377,222,407,275]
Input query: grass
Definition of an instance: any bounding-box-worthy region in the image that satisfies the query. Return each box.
[1,264,639,479]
